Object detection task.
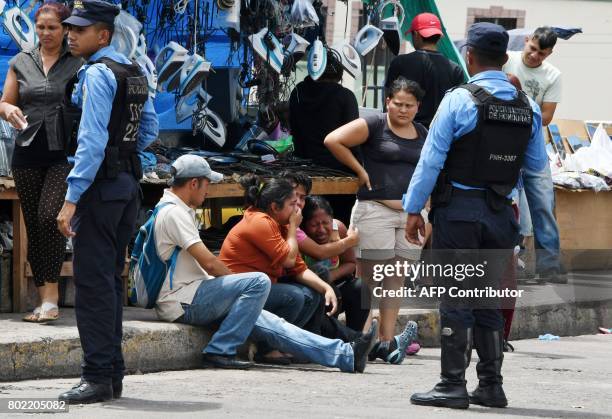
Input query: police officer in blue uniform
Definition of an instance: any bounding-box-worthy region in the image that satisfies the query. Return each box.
[56,0,159,404]
[403,23,548,409]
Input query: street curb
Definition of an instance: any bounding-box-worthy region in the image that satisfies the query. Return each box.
[1,298,611,381]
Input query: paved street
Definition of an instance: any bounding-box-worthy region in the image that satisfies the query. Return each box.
[1,333,610,418]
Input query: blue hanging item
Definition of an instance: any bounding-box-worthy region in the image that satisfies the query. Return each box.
[0,3,37,51]
[307,38,327,80]
[155,41,188,92]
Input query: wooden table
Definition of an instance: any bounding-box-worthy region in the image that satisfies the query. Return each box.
[2,176,359,312]
[0,178,27,313]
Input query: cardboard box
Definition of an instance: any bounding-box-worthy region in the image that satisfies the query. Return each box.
[555,188,612,270]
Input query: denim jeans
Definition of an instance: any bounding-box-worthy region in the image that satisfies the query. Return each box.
[251,311,354,372]
[180,273,271,356]
[264,282,321,328]
[521,165,561,273]
[179,273,355,372]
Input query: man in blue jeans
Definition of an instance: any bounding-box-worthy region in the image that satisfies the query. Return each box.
[503,27,564,283]
[151,155,377,371]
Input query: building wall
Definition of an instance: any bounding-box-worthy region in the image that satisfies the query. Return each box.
[436,0,612,121]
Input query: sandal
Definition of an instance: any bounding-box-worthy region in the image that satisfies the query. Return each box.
[37,302,60,323]
[22,306,42,322]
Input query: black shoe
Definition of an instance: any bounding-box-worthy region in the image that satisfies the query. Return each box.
[410,326,472,409]
[351,319,378,373]
[502,339,514,353]
[58,380,112,405]
[411,382,470,409]
[202,353,254,369]
[112,379,122,399]
[470,327,508,408]
[469,384,508,408]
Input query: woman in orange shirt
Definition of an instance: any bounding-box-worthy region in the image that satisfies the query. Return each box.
[219,175,338,363]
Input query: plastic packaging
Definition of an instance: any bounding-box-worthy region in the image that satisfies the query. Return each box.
[538,334,560,341]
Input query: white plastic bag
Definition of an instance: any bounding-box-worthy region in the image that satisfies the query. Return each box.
[565,123,612,177]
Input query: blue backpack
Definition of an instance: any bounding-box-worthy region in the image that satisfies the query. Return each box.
[128,202,181,309]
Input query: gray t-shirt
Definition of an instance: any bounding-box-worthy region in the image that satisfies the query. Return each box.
[357,113,427,200]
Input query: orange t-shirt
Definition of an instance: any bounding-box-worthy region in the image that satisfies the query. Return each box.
[219,207,308,283]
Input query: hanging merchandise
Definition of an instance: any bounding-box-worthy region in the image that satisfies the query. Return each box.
[290,0,319,28]
[330,40,361,78]
[377,0,405,56]
[178,53,212,96]
[174,0,190,14]
[353,23,383,57]
[249,28,284,74]
[135,54,158,99]
[134,34,148,59]
[281,32,310,74]
[112,10,142,59]
[0,5,37,51]
[155,41,188,92]
[193,107,226,148]
[307,39,327,80]
[217,0,235,10]
[215,0,240,32]
[176,86,211,123]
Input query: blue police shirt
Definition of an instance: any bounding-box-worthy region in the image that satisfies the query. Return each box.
[402,70,548,214]
[65,45,159,204]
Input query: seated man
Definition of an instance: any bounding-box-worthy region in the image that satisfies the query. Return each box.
[149,154,377,372]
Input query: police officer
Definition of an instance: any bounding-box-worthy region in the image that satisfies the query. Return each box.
[56,0,159,404]
[403,23,547,409]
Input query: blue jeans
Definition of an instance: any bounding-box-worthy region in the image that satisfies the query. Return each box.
[521,165,561,273]
[180,273,270,356]
[180,273,354,372]
[264,282,321,328]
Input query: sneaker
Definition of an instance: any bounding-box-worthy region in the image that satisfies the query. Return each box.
[386,320,418,364]
[351,320,379,373]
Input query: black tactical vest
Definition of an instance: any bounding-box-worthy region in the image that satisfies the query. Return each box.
[58,57,148,179]
[443,83,533,197]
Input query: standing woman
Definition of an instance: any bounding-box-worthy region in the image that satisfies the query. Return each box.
[324,77,427,364]
[0,2,83,322]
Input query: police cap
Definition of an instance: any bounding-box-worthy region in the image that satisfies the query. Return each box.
[460,22,509,54]
[64,0,120,27]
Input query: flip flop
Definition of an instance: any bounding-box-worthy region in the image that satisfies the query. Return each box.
[22,306,42,322]
[37,303,60,323]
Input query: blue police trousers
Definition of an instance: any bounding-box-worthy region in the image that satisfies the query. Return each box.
[72,173,140,384]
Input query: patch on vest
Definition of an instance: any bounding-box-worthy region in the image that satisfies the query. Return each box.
[485,104,532,125]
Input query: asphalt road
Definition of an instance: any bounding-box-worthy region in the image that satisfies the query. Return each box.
[1,334,610,419]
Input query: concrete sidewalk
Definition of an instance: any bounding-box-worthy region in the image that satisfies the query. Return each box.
[1,271,611,382]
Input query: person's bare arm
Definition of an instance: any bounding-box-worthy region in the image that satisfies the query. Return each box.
[281,207,302,268]
[540,102,557,126]
[328,221,357,282]
[295,268,338,315]
[187,242,233,277]
[0,67,27,129]
[298,226,359,260]
[324,118,371,189]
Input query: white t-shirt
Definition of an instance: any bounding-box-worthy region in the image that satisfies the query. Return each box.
[153,189,212,322]
[503,51,562,106]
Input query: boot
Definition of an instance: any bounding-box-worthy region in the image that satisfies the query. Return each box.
[469,327,508,408]
[410,326,472,409]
